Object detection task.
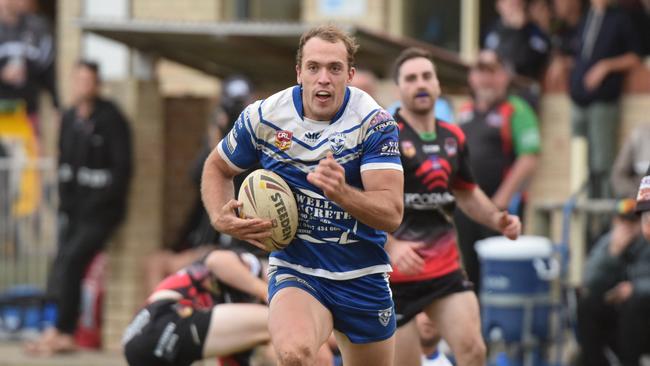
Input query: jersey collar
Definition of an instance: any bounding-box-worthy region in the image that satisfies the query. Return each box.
[292,85,351,124]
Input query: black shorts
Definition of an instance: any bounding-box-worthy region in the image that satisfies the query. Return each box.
[391,269,473,327]
[122,300,212,366]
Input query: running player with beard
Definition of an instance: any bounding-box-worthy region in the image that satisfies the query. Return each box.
[386,47,521,366]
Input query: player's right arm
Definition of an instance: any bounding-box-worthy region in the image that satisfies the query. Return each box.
[201,106,272,249]
[384,235,425,275]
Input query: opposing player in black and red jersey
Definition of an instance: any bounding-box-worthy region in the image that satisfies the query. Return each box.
[122,250,269,366]
[386,48,521,366]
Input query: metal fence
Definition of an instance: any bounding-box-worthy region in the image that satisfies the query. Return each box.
[0,157,58,293]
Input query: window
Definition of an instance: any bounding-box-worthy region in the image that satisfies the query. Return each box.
[403,0,461,52]
[82,0,130,80]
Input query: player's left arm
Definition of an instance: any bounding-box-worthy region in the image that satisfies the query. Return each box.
[451,125,520,240]
[204,250,268,302]
[492,97,540,210]
[307,153,404,232]
[453,186,520,240]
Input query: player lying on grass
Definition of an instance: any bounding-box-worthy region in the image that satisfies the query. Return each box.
[122,249,269,366]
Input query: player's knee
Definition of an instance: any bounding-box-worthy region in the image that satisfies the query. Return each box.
[274,343,315,366]
[451,333,486,363]
[458,336,486,363]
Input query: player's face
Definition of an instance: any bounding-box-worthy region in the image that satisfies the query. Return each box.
[469,64,509,106]
[72,66,100,103]
[297,37,355,121]
[397,57,440,116]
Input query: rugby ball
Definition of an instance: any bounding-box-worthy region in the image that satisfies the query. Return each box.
[238,169,298,251]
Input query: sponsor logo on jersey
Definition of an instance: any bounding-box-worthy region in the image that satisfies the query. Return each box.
[235,117,244,131]
[122,309,151,345]
[369,110,397,133]
[401,140,416,158]
[380,140,400,156]
[422,144,440,154]
[444,138,457,156]
[378,307,393,327]
[275,130,293,151]
[369,120,398,133]
[154,322,178,358]
[304,131,322,142]
[369,110,393,127]
[486,112,503,127]
[295,190,352,221]
[329,132,346,154]
[415,156,451,190]
[404,192,455,209]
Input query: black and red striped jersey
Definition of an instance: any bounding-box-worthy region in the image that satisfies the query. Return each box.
[391,110,476,282]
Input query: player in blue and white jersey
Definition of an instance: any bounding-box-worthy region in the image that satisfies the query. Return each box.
[201,25,404,366]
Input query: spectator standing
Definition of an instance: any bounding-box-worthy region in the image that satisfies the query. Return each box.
[26,60,132,354]
[544,0,584,89]
[455,50,541,293]
[0,0,58,133]
[569,0,642,198]
[549,0,583,57]
[484,0,551,79]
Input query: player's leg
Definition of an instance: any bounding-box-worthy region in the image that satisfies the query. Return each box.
[334,330,395,366]
[269,286,334,366]
[392,319,422,366]
[416,312,453,365]
[424,291,485,366]
[202,303,270,358]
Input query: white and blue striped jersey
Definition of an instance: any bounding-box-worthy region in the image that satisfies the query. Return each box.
[217,85,402,280]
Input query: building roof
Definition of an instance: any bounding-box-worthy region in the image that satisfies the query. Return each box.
[78,19,470,90]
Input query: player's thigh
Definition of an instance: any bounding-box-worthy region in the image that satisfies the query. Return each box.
[393,319,422,366]
[424,291,482,352]
[334,330,395,366]
[269,286,333,352]
[202,303,270,358]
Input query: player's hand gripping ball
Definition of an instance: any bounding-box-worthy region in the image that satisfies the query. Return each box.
[238,169,298,251]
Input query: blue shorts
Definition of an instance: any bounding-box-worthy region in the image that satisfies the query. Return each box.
[268,266,396,344]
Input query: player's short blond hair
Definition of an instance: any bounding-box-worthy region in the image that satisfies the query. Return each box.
[296,24,359,69]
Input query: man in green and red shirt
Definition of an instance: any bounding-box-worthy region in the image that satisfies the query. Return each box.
[455,49,541,293]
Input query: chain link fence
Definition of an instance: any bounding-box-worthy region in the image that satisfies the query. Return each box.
[0,157,58,293]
